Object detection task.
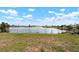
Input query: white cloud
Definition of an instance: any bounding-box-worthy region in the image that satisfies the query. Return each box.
[48,11,65,16]
[61,12,79,20]
[68,12,79,16]
[23,14,33,19]
[55,13,65,16]
[0,15,24,25]
[60,9,65,12]
[28,8,35,12]
[0,9,18,16]
[5,16,14,19]
[38,11,79,25]
[36,17,56,25]
[48,11,54,13]
[54,11,79,25]
[0,10,7,13]
[2,15,23,21]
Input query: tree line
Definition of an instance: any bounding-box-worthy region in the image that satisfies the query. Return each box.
[56,24,79,34]
[42,24,79,34]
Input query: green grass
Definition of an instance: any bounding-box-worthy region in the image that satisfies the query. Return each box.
[0,33,79,52]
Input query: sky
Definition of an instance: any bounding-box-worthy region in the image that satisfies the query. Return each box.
[0,7,79,26]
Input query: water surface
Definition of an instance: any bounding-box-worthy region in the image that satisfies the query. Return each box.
[9,27,66,34]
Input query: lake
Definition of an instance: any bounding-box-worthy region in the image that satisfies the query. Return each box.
[9,27,66,34]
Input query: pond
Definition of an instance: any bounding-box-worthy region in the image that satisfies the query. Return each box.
[9,27,66,34]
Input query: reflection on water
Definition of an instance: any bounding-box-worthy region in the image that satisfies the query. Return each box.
[9,27,66,34]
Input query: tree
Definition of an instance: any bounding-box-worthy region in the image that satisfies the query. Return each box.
[28,24,31,27]
[0,22,10,32]
[5,23,10,32]
[76,24,79,30]
[65,25,73,31]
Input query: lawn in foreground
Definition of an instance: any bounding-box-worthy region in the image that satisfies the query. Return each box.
[0,33,79,52]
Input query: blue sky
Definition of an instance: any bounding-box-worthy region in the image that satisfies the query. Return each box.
[0,7,79,26]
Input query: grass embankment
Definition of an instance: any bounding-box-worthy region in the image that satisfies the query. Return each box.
[0,33,79,52]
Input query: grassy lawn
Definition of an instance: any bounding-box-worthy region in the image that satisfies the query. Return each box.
[0,33,79,52]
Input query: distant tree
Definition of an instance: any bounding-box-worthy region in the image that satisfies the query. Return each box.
[76,24,79,30]
[0,22,6,32]
[60,25,64,30]
[59,25,66,30]
[0,22,10,32]
[66,25,73,31]
[29,24,31,27]
[5,23,10,32]
[45,25,47,27]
